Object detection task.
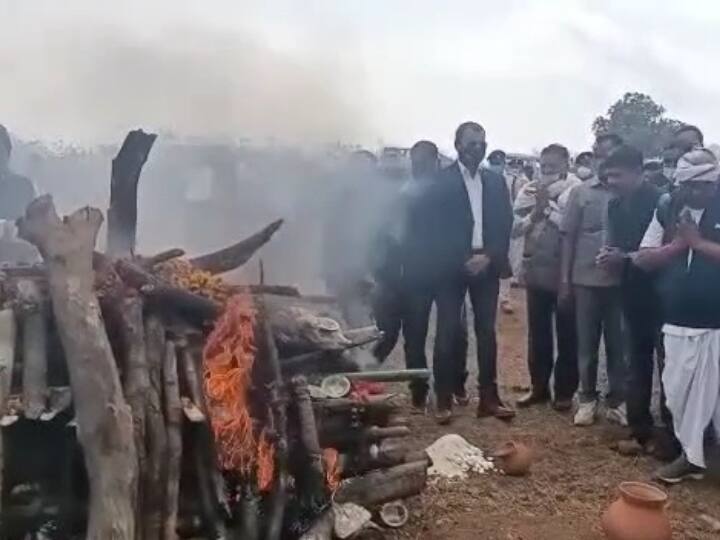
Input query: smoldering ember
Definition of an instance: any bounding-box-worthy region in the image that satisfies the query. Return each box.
[0,130,433,540]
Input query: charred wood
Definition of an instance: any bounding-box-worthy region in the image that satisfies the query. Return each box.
[107,129,157,257]
[115,295,149,538]
[259,298,289,540]
[163,340,183,540]
[19,281,48,420]
[334,460,428,507]
[144,315,169,540]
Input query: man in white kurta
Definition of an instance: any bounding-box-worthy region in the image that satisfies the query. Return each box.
[633,148,720,483]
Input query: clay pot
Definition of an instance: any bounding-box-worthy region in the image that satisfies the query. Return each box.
[492,441,533,476]
[601,482,672,540]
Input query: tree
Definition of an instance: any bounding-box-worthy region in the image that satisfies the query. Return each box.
[592,92,683,157]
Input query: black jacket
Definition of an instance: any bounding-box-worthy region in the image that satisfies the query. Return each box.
[656,188,720,328]
[607,181,662,318]
[425,163,513,282]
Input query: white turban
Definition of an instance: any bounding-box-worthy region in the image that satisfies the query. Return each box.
[674,148,720,184]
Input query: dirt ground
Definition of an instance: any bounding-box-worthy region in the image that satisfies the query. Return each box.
[383,288,720,540]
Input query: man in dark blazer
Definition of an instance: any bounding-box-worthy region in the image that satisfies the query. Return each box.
[430,121,514,424]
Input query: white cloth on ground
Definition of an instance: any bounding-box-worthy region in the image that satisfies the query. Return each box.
[662,325,720,468]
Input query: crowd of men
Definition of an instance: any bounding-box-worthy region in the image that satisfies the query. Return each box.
[2,119,719,486]
[324,121,720,485]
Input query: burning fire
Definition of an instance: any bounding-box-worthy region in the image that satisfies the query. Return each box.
[322,448,342,492]
[203,294,275,491]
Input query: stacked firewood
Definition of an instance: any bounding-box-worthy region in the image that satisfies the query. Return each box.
[0,130,430,540]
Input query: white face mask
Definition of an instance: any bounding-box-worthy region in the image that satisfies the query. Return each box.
[576,166,593,180]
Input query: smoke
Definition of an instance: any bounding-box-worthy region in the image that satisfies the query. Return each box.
[2,14,389,294]
[0,20,371,144]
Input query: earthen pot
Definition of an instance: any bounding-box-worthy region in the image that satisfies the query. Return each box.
[601,482,672,540]
[492,441,533,476]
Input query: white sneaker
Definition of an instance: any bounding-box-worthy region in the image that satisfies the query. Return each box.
[574,401,598,426]
[605,403,628,427]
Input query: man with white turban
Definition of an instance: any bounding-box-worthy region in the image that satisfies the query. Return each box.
[632,147,720,483]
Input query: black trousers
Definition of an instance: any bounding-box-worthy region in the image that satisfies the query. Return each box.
[526,287,578,400]
[435,273,500,404]
[625,305,673,443]
[402,284,435,397]
[371,285,403,363]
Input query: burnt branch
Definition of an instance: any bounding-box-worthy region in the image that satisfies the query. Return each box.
[107,129,157,257]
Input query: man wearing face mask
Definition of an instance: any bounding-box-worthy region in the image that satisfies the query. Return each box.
[574,152,595,182]
[632,148,720,483]
[661,125,705,187]
[559,132,626,427]
[429,122,513,424]
[513,144,581,410]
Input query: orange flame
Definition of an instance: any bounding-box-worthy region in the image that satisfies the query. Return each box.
[203,294,275,491]
[322,448,342,492]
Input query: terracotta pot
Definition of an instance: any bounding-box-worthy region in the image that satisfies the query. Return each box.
[492,441,533,476]
[601,482,672,540]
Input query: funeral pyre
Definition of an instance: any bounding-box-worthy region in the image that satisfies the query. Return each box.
[0,130,430,540]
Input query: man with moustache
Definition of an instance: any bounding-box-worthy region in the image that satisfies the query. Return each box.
[430,122,513,424]
[632,148,720,482]
[559,132,626,427]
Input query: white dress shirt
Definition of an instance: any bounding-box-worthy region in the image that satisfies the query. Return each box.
[459,161,484,249]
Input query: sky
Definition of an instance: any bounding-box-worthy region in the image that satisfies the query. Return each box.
[1,0,720,154]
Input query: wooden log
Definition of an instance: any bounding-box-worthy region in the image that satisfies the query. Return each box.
[163,340,183,540]
[141,285,220,324]
[115,295,149,539]
[312,394,399,414]
[192,428,228,539]
[17,196,137,540]
[339,369,431,383]
[299,508,334,540]
[334,460,428,507]
[0,308,16,414]
[20,284,50,417]
[107,129,157,257]
[319,425,410,450]
[178,345,208,419]
[290,376,325,490]
[239,284,301,297]
[339,442,429,477]
[237,486,260,540]
[40,385,72,421]
[260,298,290,540]
[114,258,221,323]
[144,314,169,540]
[188,219,284,275]
[141,248,186,268]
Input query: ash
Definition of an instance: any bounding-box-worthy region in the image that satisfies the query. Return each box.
[425,434,495,480]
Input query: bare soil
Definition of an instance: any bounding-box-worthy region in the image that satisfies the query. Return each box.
[384,289,720,540]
